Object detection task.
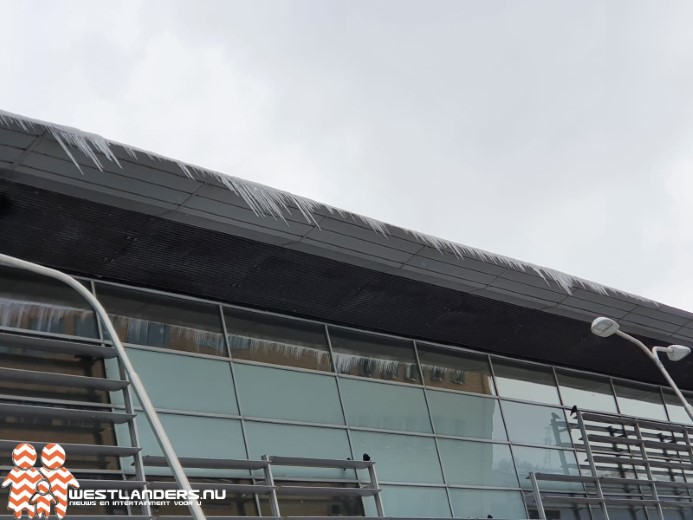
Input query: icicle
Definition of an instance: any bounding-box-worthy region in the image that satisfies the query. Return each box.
[0,297,94,332]
[227,333,330,363]
[0,108,656,304]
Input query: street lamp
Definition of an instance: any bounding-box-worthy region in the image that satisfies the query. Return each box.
[590,317,693,422]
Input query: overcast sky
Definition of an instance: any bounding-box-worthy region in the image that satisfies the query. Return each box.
[1,1,693,310]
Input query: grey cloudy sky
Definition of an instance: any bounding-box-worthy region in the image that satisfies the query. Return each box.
[1,0,693,310]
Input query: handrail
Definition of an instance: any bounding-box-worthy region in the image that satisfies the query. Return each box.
[0,253,207,520]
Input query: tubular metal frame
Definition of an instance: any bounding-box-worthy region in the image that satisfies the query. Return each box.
[529,407,693,520]
[0,253,207,520]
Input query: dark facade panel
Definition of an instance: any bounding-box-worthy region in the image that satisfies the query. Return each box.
[0,178,689,389]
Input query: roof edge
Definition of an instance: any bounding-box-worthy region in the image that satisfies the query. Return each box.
[0,108,657,306]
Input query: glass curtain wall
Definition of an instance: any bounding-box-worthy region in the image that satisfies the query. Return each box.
[1,275,692,520]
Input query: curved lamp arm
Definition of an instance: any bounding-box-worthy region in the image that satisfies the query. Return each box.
[614,330,693,422]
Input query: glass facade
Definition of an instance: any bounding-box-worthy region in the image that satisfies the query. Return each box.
[2,273,693,519]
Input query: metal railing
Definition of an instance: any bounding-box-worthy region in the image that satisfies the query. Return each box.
[0,253,207,520]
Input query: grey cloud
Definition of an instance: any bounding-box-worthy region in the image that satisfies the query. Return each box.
[1,0,693,308]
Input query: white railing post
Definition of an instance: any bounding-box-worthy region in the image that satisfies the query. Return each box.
[0,253,207,520]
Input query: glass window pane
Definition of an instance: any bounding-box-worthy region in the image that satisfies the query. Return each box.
[96,284,225,356]
[118,348,238,414]
[438,439,518,487]
[604,507,657,520]
[417,343,494,395]
[260,482,365,517]
[134,413,246,460]
[557,371,618,413]
[512,446,581,491]
[225,308,331,371]
[493,359,560,405]
[350,431,443,484]
[235,363,343,424]
[329,327,420,384]
[613,383,667,421]
[340,378,431,433]
[364,486,451,518]
[428,390,507,440]
[502,401,572,447]
[244,421,351,479]
[449,489,526,520]
[0,267,97,338]
[663,391,693,425]
[529,503,593,520]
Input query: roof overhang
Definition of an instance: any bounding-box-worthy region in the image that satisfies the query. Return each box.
[1,109,692,387]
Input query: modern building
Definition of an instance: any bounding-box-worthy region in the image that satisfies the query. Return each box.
[1,109,693,520]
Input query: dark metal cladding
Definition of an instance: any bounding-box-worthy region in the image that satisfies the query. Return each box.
[0,178,689,389]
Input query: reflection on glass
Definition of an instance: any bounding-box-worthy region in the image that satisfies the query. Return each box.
[96,284,225,355]
[152,477,259,517]
[428,390,507,440]
[613,383,667,421]
[492,359,560,405]
[449,489,526,519]
[329,327,419,383]
[235,364,344,424]
[417,343,494,394]
[365,486,451,518]
[0,267,97,338]
[244,421,351,479]
[663,391,693,425]
[603,506,656,520]
[340,378,431,432]
[512,446,581,491]
[134,413,246,460]
[350,431,444,484]
[260,482,365,517]
[529,503,593,520]
[225,308,331,371]
[501,401,571,447]
[438,439,517,487]
[557,371,618,413]
[125,348,238,414]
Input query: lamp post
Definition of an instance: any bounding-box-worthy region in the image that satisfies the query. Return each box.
[590,317,693,422]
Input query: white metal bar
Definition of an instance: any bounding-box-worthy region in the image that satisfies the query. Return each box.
[615,331,693,422]
[262,455,281,517]
[0,253,207,520]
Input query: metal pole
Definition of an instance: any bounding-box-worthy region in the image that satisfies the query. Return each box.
[615,330,693,422]
[0,254,207,520]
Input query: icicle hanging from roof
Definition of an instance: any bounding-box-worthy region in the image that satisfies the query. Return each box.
[0,108,654,303]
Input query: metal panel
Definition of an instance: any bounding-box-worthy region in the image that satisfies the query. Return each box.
[0,402,135,423]
[405,255,498,285]
[0,144,23,164]
[416,247,507,276]
[20,153,190,205]
[33,139,200,193]
[304,228,413,264]
[185,195,314,236]
[489,277,567,303]
[559,295,631,319]
[269,455,372,469]
[0,366,128,390]
[317,217,422,255]
[143,455,267,470]
[0,332,117,358]
[0,439,140,456]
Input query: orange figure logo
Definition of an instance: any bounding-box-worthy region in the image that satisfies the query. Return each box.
[38,444,79,519]
[29,479,56,519]
[2,443,79,519]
